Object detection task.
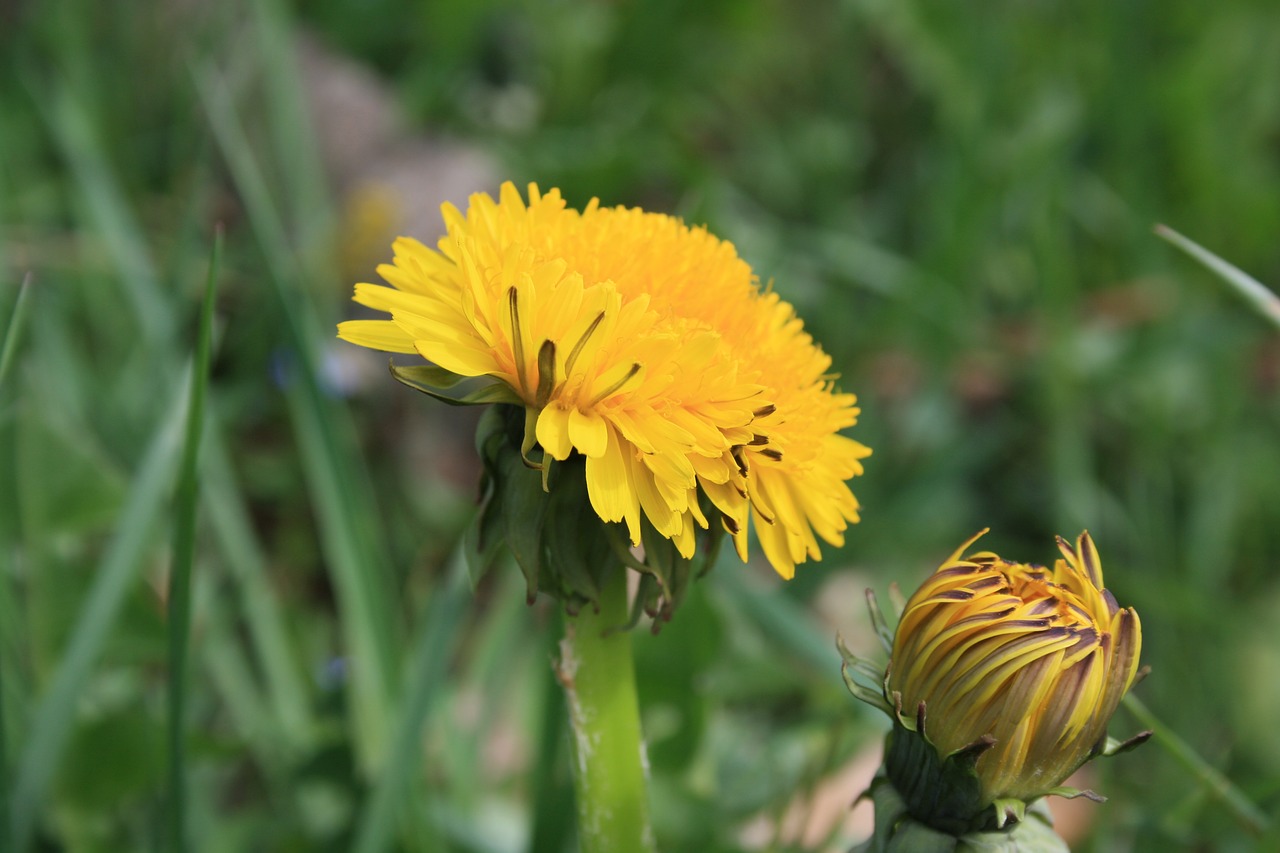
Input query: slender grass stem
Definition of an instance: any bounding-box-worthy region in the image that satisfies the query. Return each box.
[1155,224,1280,331]
[195,66,399,772]
[529,628,574,853]
[166,228,221,853]
[350,553,470,853]
[0,277,31,852]
[11,381,187,850]
[1122,693,1270,836]
[558,569,655,853]
[0,615,10,853]
[0,273,33,391]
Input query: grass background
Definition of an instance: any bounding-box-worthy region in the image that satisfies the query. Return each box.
[3,0,1280,850]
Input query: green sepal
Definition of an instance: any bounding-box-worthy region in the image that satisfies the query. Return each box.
[854,774,1069,853]
[463,406,511,587]
[954,801,1067,852]
[627,500,725,628]
[540,461,609,611]
[1099,729,1152,757]
[988,797,1026,830]
[883,716,998,835]
[886,582,907,618]
[852,774,956,853]
[389,361,524,407]
[1039,785,1105,804]
[866,588,896,655]
[448,396,718,622]
[837,634,894,716]
[496,439,551,600]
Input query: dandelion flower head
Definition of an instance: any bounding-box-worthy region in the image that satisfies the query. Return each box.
[338,182,870,578]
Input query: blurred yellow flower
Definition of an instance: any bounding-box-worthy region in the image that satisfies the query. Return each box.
[338,182,869,579]
[888,530,1143,805]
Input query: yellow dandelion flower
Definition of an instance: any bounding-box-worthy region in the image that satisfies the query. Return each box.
[339,182,869,579]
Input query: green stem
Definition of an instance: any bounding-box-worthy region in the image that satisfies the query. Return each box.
[558,569,654,853]
[1122,693,1270,835]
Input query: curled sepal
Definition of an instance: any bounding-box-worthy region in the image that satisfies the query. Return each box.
[626,507,724,630]
[866,589,895,655]
[390,361,524,407]
[1038,786,1105,806]
[837,634,894,716]
[1099,730,1152,757]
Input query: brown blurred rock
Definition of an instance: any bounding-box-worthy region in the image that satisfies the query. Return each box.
[296,31,499,252]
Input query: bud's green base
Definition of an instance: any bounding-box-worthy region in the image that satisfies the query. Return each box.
[853,773,1068,853]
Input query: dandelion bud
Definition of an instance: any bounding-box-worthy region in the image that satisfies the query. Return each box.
[842,530,1148,849]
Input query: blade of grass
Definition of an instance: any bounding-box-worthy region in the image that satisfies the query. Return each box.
[715,568,839,675]
[247,0,331,251]
[0,273,34,392]
[45,83,171,346]
[42,77,318,757]
[1155,224,1280,331]
[201,429,314,749]
[166,227,221,853]
[0,277,33,847]
[351,553,470,853]
[527,627,574,853]
[1122,693,1270,836]
[0,571,11,853]
[195,65,400,772]
[9,376,188,850]
[0,279,33,847]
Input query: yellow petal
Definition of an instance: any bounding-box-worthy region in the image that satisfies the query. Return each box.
[585,424,641,545]
[337,320,418,354]
[568,407,608,458]
[535,404,574,460]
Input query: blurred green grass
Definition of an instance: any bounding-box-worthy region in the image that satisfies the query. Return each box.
[2,0,1279,851]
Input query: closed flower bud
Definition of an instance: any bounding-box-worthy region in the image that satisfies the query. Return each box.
[842,529,1148,844]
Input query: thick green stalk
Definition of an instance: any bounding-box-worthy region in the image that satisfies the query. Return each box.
[558,569,654,853]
